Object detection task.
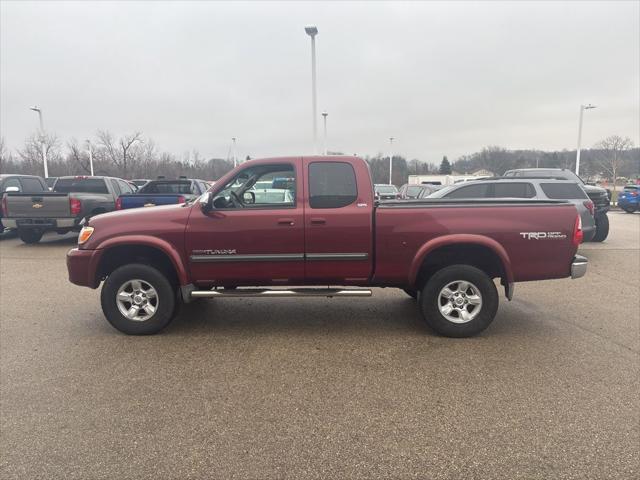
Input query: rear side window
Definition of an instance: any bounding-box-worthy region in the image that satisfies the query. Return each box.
[540,183,588,199]
[445,184,490,199]
[492,183,536,198]
[19,177,46,192]
[309,162,357,209]
[110,179,121,196]
[54,178,108,194]
[118,180,133,194]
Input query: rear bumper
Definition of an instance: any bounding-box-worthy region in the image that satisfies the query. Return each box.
[571,255,588,279]
[2,218,77,229]
[67,248,103,288]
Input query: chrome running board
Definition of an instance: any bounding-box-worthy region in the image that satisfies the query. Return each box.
[190,288,372,299]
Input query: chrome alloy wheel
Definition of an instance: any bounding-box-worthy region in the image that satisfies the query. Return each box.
[116,279,159,321]
[438,280,483,324]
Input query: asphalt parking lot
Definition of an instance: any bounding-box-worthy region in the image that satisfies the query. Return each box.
[1,211,638,479]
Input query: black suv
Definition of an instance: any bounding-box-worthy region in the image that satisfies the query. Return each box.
[503,168,610,242]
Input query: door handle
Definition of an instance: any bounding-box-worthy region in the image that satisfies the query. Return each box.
[310,217,326,225]
[277,218,295,226]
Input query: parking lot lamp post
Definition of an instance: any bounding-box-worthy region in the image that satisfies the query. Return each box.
[389,137,394,184]
[86,140,94,176]
[575,104,596,176]
[322,111,328,155]
[29,106,48,178]
[305,26,319,154]
[232,137,237,168]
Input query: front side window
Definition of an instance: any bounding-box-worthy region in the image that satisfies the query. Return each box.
[309,162,357,209]
[492,183,536,198]
[212,164,296,209]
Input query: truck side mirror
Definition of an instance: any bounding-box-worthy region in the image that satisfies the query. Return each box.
[242,191,255,204]
[4,186,20,193]
[200,192,213,213]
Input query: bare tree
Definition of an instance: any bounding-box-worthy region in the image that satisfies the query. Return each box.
[67,138,92,174]
[17,133,61,176]
[595,135,634,192]
[96,130,143,177]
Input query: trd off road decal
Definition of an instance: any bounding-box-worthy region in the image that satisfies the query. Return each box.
[519,232,567,240]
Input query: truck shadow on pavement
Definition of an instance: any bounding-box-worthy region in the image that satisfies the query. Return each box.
[161,296,531,339]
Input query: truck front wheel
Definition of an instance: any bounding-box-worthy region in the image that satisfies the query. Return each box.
[18,229,43,244]
[100,263,177,335]
[419,265,498,338]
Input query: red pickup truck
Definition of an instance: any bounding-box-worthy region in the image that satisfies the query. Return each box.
[67,156,587,337]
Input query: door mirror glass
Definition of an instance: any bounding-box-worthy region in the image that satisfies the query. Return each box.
[242,191,255,204]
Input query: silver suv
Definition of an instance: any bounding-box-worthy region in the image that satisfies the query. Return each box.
[427,178,596,242]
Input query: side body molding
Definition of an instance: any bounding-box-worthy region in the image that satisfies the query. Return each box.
[95,235,189,285]
[408,233,514,287]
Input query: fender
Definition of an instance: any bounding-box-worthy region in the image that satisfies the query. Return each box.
[408,234,514,293]
[95,235,189,285]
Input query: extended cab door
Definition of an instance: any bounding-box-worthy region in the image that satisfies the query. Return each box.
[185,159,304,286]
[303,158,374,284]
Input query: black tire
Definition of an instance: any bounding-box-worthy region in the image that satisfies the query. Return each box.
[419,265,498,338]
[100,263,177,335]
[592,214,609,242]
[18,229,43,244]
[403,288,418,299]
[623,206,637,213]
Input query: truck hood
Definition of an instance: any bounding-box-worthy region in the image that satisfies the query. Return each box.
[82,203,193,250]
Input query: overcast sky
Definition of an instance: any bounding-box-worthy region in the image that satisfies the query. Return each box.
[1,1,638,163]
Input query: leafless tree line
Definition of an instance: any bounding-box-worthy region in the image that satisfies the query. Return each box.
[0,131,235,180]
[1,132,637,188]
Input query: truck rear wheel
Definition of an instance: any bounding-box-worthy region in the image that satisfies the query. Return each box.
[18,229,43,244]
[591,214,609,242]
[419,265,498,338]
[100,263,176,335]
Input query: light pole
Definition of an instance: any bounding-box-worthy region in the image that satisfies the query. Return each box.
[29,106,48,178]
[388,137,394,185]
[575,103,596,176]
[321,111,328,155]
[305,26,319,153]
[86,140,94,176]
[232,137,237,168]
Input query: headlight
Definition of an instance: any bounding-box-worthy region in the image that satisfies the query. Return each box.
[78,226,94,245]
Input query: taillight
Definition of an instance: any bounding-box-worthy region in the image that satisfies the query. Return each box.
[573,214,583,246]
[583,200,594,216]
[115,197,122,210]
[177,195,186,204]
[630,192,638,197]
[1,195,7,216]
[70,198,82,216]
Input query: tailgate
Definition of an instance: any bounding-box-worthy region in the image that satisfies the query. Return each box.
[4,193,70,218]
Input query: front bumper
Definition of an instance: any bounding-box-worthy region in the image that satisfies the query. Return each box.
[67,248,103,288]
[571,254,588,279]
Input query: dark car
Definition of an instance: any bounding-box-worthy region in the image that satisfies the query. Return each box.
[1,174,48,231]
[503,168,610,242]
[374,184,400,200]
[398,184,441,200]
